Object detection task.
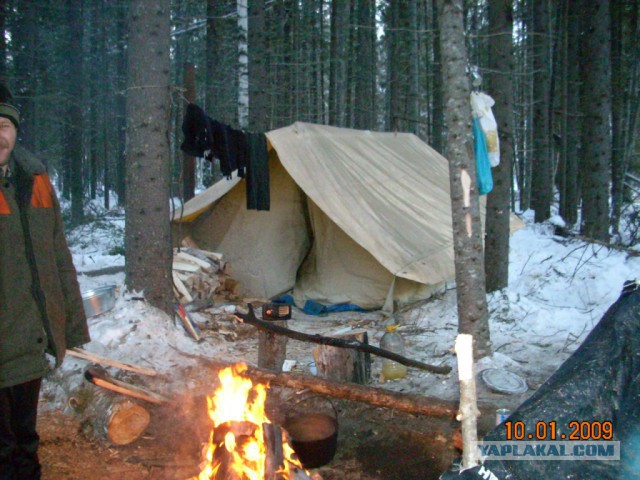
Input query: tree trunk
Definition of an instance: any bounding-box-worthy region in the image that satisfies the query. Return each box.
[560,4,581,225]
[579,0,612,241]
[329,0,349,127]
[249,0,269,131]
[407,0,420,135]
[182,62,196,202]
[0,0,6,78]
[610,0,640,235]
[238,0,249,128]
[430,0,445,154]
[530,0,552,223]
[437,0,491,358]
[124,0,173,314]
[484,0,515,293]
[65,1,85,226]
[115,1,128,205]
[353,0,375,130]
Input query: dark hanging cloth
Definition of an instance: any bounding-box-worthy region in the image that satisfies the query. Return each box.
[245,132,270,211]
[228,127,248,178]
[210,120,234,178]
[180,103,269,207]
[180,104,213,159]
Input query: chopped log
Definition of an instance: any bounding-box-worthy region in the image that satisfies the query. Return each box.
[175,251,213,271]
[314,331,371,384]
[235,305,451,375]
[172,261,201,273]
[178,354,457,419]
[172,272,194,303]
[83,388,150,445]
[66,348,157,376]
[84,367,170,404]
[258,320,288,372]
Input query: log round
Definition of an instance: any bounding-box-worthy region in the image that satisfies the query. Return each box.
[86,390,151,445]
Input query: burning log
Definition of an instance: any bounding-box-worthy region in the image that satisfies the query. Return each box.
[192,364,316,480]
[81,388,150,445]
[263,423,284,480]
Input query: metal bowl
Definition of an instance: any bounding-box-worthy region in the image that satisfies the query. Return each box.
[82,285,117,318]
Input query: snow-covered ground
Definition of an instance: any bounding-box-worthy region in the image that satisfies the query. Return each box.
[43,205,640,417]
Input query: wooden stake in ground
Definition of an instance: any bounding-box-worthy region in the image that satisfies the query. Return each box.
[258,319,288,372]
[455,334,481,469]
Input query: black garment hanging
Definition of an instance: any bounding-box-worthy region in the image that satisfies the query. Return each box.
[180,104,213,159]
[245,132,270,211]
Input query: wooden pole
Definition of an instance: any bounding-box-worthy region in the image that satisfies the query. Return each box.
[185,355,458,419]
[455,334,480,469]
[236,305,451,375]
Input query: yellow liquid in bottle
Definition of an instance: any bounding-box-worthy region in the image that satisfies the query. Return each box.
[382,361,407,380]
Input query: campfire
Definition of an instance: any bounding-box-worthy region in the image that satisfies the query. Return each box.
[192,363,315,480]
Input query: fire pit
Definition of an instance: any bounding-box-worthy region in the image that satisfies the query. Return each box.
[191,363,315,480]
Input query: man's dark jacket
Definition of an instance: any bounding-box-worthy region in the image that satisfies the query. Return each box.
[0,146,89,388]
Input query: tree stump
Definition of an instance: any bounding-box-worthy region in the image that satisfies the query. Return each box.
[315,331,371,384]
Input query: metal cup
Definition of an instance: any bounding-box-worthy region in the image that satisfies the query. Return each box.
[496,408,511,425]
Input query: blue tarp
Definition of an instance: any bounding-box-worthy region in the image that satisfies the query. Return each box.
[272,295,366,316]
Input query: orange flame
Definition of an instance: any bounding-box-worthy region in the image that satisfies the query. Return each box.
[192,363,306,480]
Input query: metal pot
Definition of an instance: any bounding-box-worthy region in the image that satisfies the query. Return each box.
[283,412,338,469]
[82,285,117,318]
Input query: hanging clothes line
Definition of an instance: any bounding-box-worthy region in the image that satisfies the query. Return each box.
[180,103,270,211]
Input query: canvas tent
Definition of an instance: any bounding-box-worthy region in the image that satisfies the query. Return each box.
[172,122,515,310]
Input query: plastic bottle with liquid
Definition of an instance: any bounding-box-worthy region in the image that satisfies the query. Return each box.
[380,324,408,380]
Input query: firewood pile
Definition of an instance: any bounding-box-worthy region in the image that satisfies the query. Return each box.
[172,246,240,304]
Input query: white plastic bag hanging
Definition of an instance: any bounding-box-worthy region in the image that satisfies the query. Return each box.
[470,92,500,167]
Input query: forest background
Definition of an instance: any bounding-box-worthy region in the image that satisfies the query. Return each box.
[0,0,638,348]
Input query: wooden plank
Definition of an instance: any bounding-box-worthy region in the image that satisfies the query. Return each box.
[67,348,158,376]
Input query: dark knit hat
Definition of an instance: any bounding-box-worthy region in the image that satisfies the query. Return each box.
[0,84,19,129]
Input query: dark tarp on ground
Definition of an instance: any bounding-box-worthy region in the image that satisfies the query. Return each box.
[442,281,640,479]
